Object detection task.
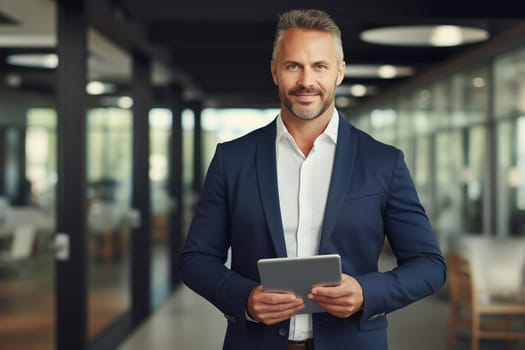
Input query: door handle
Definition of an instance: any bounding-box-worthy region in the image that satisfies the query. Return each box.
[49,233,70,261]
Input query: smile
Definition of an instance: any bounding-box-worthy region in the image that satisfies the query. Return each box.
[294,93,318,103]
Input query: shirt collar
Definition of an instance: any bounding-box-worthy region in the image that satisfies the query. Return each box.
[276,109,339,144]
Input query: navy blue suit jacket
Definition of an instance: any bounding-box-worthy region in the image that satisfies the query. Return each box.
[180,115,446,350]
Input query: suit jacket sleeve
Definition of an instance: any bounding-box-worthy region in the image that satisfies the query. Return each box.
[180,143,258,329]
[354,149,446,327]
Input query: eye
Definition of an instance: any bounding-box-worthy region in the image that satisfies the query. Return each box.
[286,63,299,70]
[315,63,328,70]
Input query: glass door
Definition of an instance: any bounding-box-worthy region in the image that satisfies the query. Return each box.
[0,1,57,348]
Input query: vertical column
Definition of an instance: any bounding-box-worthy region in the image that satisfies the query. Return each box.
[55,1,87,349]
[485,66,497,235]
[169,92,183,287]
[192,102,203,195]
[131,52,151,324]
[0,128,7,197]
[13,127,28,206]
[428,134,437,220]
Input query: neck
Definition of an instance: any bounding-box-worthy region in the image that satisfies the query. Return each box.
[281,107,334,156]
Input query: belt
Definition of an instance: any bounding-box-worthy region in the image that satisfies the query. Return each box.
[287,339,314,350]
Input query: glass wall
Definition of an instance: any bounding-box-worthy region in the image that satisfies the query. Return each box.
[462,126,486,233]
[0,106,57,350]
[86,107,132,338]
[348,43,525,253]
[494,46,525,237]
[0,1,57,348]
[86,28,133,340]
[434,131,463,250]
[149,108,172,307]
[181,108,195,233]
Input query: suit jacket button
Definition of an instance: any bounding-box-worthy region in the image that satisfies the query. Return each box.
[278,328,287,337]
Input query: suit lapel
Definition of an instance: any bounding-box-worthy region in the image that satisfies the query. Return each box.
[256,120,287,257]
[319,117,357,252]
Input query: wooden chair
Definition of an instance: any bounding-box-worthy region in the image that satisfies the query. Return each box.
[448,253,525,350]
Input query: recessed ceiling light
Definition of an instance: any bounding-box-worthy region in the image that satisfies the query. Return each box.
[6,53,58,68]
[99,96,133,108]
[345,64,414,79]
[360,25,489,47]
[86,81,115,95]
[336,84,377,97]
[350,84,368,97]
[5,73,22,87]
[472,77,485,88]
[118,96,133,108]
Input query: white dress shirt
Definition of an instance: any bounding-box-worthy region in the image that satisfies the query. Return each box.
[276,111,338,340]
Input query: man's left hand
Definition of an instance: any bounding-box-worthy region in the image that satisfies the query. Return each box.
[308,273,364,318]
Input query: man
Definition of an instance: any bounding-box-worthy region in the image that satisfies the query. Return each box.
[180,9,446,350]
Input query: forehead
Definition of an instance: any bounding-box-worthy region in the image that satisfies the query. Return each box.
[277,28,338,62]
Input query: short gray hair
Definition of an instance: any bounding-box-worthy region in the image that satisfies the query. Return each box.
[272,9,344,64]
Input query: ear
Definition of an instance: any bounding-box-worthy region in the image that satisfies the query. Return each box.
[336,61,346,86]
[271,60,278,86]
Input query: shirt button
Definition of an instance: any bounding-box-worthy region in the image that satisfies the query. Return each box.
[278,328,287,337]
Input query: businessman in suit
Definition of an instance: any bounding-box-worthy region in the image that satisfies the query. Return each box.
[180,9,446,350]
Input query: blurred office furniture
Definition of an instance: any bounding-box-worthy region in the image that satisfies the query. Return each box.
[1,207,55,231]
[0,196,9,222]
[151,185,173,242]
[448,235,525,350]
[0,225,36,273]
[0,206,55,253]
[88,201,128,263]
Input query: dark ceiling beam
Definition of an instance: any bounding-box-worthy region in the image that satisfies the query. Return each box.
[148,21,274,44]
[117,0,525,21]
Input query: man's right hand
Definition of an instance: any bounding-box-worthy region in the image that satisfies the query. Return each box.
[246,285,304,325]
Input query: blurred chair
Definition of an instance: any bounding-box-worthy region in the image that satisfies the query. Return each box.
[0,225,36,273]
[448,252,525,350]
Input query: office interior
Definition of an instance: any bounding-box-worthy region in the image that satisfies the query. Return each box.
[0,1,524,349]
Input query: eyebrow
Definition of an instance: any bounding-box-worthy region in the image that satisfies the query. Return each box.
[281,60,331,66]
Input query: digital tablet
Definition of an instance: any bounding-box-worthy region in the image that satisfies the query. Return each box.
[257,254,342,314]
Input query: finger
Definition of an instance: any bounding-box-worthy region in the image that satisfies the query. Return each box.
[311,276,358,297]
[252,294,304,316]
[256,301,305,325]
[260,292,299,305]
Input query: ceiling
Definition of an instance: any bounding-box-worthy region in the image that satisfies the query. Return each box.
[1,0,524,109]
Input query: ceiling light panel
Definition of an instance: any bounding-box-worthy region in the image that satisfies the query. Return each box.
[344,64,414,79]
[360,25,489,47]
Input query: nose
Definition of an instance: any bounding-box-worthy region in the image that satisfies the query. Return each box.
[298,67,315,88]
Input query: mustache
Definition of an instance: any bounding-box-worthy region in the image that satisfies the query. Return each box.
[288,87,322,95]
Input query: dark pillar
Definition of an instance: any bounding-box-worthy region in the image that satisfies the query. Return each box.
[0,128,7,197]
[169,92,183,287]
[192,102,203,195]
[131,52,151,323]
[55,1,88,349]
